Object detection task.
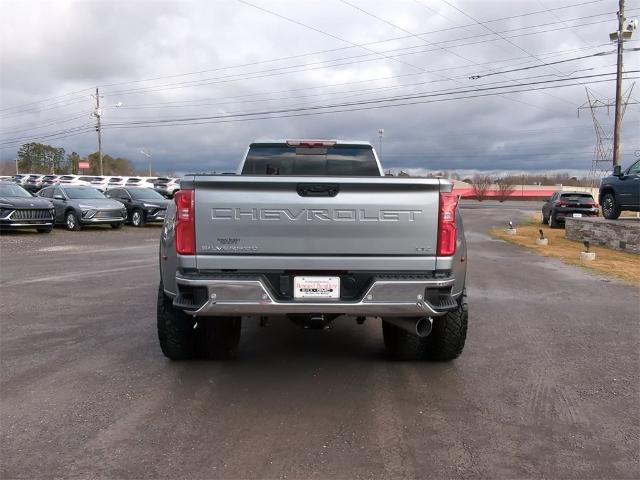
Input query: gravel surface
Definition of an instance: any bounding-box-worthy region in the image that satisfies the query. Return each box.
[1,204,638,479]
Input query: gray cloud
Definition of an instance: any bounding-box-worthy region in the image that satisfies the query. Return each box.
[1,0,638,174]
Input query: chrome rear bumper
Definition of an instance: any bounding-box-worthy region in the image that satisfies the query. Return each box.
[173,275,456,317]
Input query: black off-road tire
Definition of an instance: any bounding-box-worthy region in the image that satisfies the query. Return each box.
[382,289,468,361]
[425,290,468,361]
[548,210,560,228]
[157,284,196,360]
[196,317,242,360]
[601,193,621,220]
[37,226,53,234]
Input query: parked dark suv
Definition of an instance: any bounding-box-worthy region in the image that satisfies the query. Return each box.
[542,191,599,228]
[105,187,169,227]
[599,160,640,219]
[0,181,55,233]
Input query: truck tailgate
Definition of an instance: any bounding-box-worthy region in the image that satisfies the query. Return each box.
[191,176,443,257]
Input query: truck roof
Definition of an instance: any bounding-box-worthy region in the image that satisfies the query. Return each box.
[250,139,373,147]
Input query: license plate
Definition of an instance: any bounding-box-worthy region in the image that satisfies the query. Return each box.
[294,276,340,299]
[573,213,583,218]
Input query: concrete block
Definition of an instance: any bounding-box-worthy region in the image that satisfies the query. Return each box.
[507,228,517,235]
[536,238,548,246]
[580,252,596,261]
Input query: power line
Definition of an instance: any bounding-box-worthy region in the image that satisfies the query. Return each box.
[0,112,91,136]
[0,11,628,121]
[469,49,630,78]
[1,42,616,142]
[437,0,587,106]
[3,65,614,147]
[114,43,618,109]
[99,72,638,129]
[94,75,637,133]
[3,74,637,150]
[86,0,608,91]
[0,97,89,120]
[109,64,618,125]
[337,0,585,110]
[236,0,427,73]
[103,14,623,98]
[0,124,94,147]
[3,74,611,147]
[115,64,613,116]
[0,1,627,117]
[0,88,93,114]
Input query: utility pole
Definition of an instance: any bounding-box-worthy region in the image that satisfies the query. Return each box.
[141,150,152,176]
[612,0,625,169]
[94,87,103,176]
[377,128,384,160]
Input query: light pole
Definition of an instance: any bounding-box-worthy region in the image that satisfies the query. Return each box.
[378,128,384,160]
[141,150,152,176]
[92,87,122,176]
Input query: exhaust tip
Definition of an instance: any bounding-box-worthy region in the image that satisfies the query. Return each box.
[416,317,433,338]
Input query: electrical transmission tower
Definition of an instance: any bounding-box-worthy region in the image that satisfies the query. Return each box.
[578,83,636,186]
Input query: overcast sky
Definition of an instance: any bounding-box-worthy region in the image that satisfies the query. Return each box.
[1,0,639,175]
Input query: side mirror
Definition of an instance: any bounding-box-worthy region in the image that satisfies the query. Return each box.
[613,165,623,177]
[53,194,65,200]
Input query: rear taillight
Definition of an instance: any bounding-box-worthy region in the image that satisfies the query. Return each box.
[556,200,568,207]
[174,189,195,255]
[437,192,458,256]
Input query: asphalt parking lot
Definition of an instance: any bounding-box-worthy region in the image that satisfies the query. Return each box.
[1,202,638,479]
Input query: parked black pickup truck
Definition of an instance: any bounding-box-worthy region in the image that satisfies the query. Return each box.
[599,160,640,219]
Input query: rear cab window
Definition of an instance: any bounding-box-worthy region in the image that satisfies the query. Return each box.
[241,142,382,176]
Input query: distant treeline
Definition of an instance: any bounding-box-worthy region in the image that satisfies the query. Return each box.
[391,169,593,187]
[0,142,176,176]
[0,142,135,176]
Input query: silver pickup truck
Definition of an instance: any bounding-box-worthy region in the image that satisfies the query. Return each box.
[158,140,468,361]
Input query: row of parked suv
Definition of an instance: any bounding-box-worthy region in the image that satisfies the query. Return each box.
[0,181,170,233]
[10,174,181,198]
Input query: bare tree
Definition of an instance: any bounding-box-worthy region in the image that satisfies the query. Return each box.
[471,175,491,201]
[496,177,516,202]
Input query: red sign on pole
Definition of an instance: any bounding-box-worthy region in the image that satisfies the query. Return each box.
[78,162,90,169]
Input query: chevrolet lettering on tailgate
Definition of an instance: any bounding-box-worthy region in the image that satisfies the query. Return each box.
[211,208,423,222]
